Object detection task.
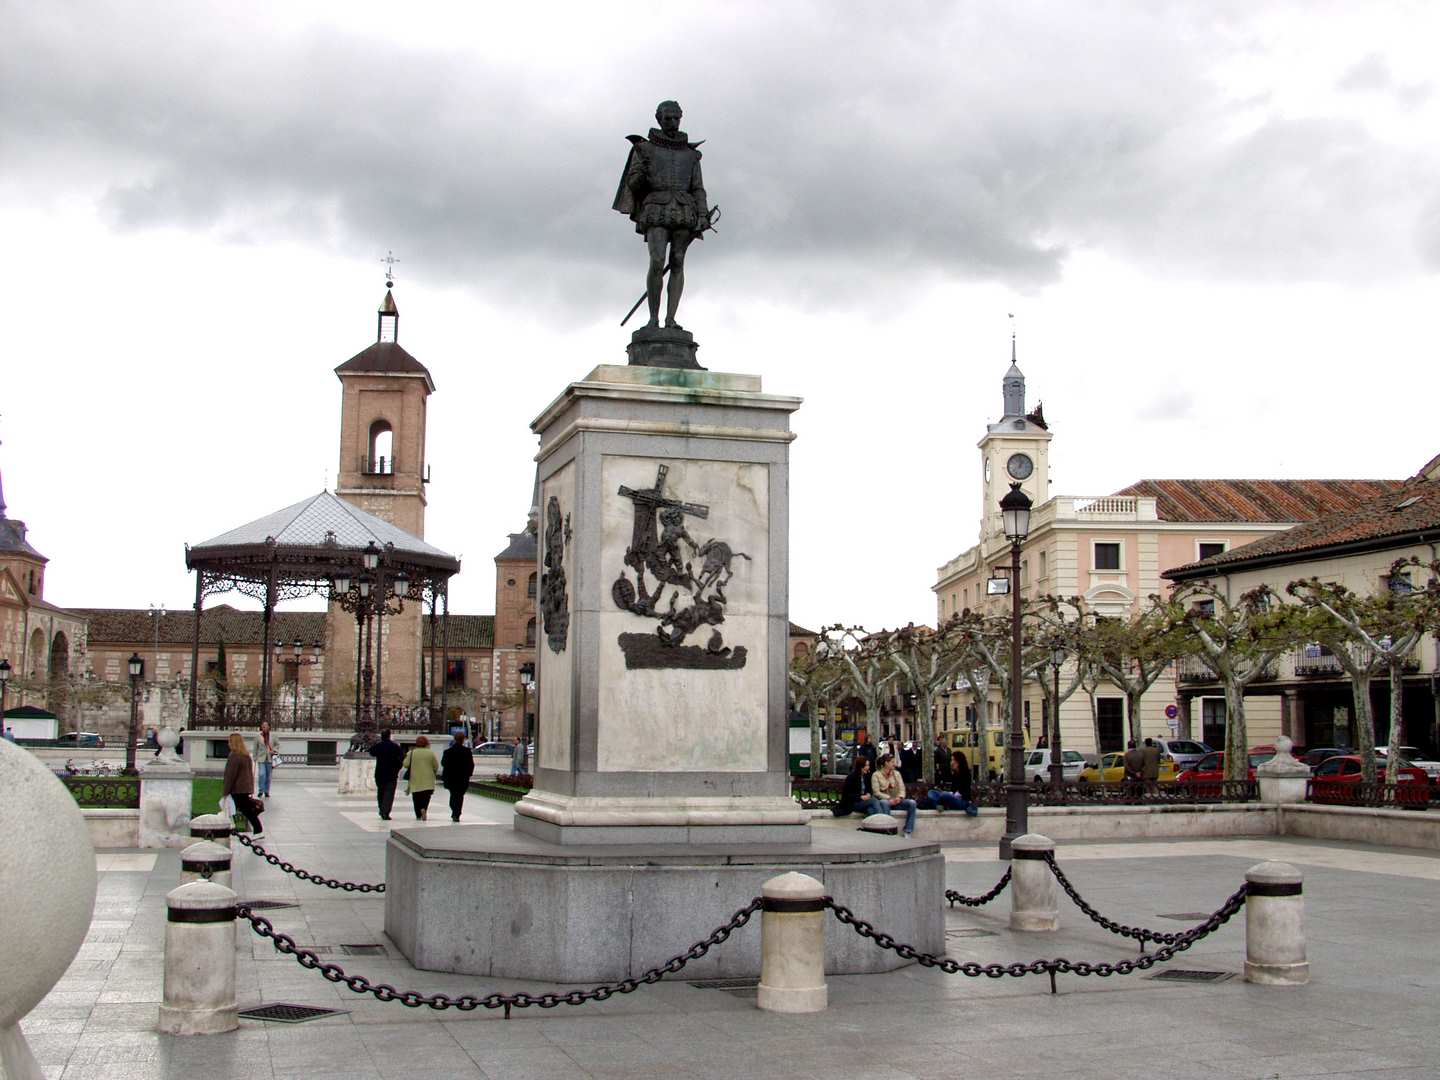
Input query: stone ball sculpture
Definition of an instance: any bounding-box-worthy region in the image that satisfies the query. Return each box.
[0,740,98,1063]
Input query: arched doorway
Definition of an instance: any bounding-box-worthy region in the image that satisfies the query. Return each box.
[28,627,45,678]
[48,631,70,721]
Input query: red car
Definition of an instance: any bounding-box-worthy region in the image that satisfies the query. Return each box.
[1175,750,1272,784]
[1311,755,1426,785]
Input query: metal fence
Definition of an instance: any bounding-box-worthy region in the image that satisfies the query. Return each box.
[61,774,141,809]
[793,777,1260,810]
[194,702,444,734]
[1307,778,1432,809]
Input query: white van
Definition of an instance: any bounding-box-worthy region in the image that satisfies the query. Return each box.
[1022,748,1087,785]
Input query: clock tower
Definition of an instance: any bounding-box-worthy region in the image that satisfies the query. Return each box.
[977,344,1052,541]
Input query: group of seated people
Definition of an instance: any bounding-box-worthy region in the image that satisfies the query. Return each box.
[837,748,979,836]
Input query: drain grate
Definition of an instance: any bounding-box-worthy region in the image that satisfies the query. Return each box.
[340,944,387,956]
[238,900,298,911]
[688,977,759,990]
[946,928,998,939]
[1149,969,1233,983]
[1156,912,1211,922]
[238,1003,348,1024]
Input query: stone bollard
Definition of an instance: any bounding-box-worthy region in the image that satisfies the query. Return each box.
[1008,833,1059,932]
[858,812,898,835]
[756,872,828,1014]
[180,841,232,888]
[159,880,239,1035]
[190,812,233,849]
[0,740,98,1080]
[1244,861,1308,986]
[1256,736,1311,805]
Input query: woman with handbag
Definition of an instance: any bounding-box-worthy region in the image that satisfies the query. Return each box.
[402,734,440,821]
[255,722,274,799]
[221,732,264,839]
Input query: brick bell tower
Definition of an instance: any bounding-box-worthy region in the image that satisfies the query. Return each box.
[327,277,436,707]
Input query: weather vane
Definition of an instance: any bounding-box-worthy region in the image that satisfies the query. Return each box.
[381,250,400,288]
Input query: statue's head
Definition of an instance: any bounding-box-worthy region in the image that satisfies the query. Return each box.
[655,100,683,134]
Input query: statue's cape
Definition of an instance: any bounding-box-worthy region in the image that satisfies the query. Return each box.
[612,130,704,217]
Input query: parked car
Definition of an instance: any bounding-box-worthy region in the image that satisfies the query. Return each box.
[1376,746,1440,781]
[58,731,105,748]
[1174,750,1271,784]
[1313,755,1427,785]
[1022,748,1087,785]
[1301,746,1351,769]
[1151,738,1211,771]
[1078,752,1178,787]
[473,741,516,757]
[1249,743,1308,766]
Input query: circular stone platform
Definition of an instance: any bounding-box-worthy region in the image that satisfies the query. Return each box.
[384,826,944,981]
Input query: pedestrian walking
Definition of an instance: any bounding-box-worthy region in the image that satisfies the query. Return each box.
[441,730,475,822]
[402,734,440,821]
[853,729,877,770]
[2,725,16,743]
[255,721,274,798]
[899,741,921,784]
[369,728,405,820]
[220,732,264,839]
[1141,737,1162,795]
[871,752,918,837]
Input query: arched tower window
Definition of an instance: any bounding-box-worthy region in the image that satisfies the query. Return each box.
[367,420,394,475]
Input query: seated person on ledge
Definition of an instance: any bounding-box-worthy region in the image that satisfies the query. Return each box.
[921,751,980,817]
[870,752,918,837]
[836,755,886,818]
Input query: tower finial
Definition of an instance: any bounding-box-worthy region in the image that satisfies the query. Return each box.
[376,255,400,344]
[1002,313,1025,418]
[381,250,400,289]
[1009,312,1016,364]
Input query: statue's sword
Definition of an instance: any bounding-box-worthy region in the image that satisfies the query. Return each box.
[620,206,721,327]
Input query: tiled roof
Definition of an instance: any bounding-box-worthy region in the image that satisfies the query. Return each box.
[0,517,46,561]
[191,491,457,564]
[1165,477,1440,578]
[1113,479,1401,523]
[75,605,327,646]
[334,342,435,391]
[789,622,818,637]
[423,615,494,649]
[495,530,538,562]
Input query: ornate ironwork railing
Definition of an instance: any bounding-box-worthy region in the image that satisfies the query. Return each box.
[61,775,141,809]
[195,702,443,733]
[792,777,1260,809]
[1307,778,1431,809]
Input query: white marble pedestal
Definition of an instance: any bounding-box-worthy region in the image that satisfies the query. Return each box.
[337,756,375,795]
[140,758,195,849]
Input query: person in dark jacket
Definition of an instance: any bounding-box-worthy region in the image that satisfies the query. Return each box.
[221,732,264,838]
[441,731,476,822]
[835,754,884,817]
[925,751,980,816]
[899,742,922,784]
[369,729,405,821]
[853,730,877,770]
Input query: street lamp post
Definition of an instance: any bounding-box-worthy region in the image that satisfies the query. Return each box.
[519,661,535,773]
[274,639,322,728]
[0,657,11,723]
[998,482,1032,860]
[126,653,144,775]
[1048,640,1067,796]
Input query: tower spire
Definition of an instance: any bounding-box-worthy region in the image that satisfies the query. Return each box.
[1002,313,1025,418]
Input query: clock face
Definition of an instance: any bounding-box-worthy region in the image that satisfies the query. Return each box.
[1007,453,1034,480]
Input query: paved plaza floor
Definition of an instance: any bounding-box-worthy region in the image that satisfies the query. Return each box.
[20,773,1440,1079]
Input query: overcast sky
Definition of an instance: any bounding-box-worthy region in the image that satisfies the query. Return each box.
[3,1,1437,633]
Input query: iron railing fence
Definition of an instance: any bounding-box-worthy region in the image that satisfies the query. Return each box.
[61,774,141,809]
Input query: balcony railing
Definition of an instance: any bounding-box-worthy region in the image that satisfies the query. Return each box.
[360,455,396,476]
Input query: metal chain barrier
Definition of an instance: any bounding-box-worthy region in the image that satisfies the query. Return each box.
[234,897,762,1018]
[235,833,386,894]
[827,881,1247,994]
[1042,851,1228,949]
[945,867,1011,908]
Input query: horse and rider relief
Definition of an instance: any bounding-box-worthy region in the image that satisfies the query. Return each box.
[611,463,751,670]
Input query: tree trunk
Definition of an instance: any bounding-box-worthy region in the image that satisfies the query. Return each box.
[1126,687,1146,748]
[1353,672,1376,785]
[1221,678,1248,783]
[1384,661,1405,788]
[918,690,935,783]
[1087,689,1102,781]
[809,703,822,780]
[825,698,838,776]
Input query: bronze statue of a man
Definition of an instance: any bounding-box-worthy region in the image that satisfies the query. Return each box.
[613,100,710,330]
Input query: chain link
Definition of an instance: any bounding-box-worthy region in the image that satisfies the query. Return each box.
[235,897,762,1015]
[234,833,386,893]
[1042,851,1238,947]
[945,868,1011,908]
[827,877,1248,991]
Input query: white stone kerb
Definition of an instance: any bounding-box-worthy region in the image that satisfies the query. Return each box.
[762,871,826,902]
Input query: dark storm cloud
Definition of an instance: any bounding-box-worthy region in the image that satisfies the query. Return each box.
[3,3,1435,319]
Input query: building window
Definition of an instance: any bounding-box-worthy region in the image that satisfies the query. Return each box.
[1197,541,1227,561]
[525,618,536,647]
[1384,571,1414,595]
[1093,542,1122,571]
[527,572,537,598]
[1038,551,1047,580]
[1192,598,1216,617]
[1020,559,1029,586]
[446,659,467,689]
[207,739,230,760]
[1201,698,1226,746]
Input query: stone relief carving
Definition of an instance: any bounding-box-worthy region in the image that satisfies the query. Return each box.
[540,495,571,654]
[611,464,749,670]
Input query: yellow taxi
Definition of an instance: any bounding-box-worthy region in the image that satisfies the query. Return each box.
[1077,751,1178,787]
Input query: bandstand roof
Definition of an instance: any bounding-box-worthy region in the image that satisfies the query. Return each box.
[193,491,454,561]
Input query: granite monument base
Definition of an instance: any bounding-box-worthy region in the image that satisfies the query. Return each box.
[513,791,813,846]
[384,825,944,982]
